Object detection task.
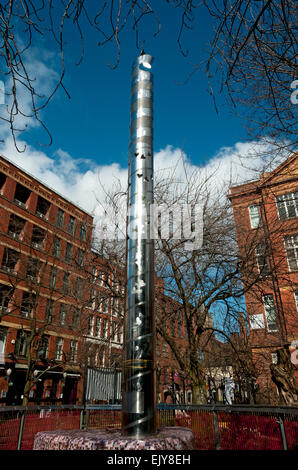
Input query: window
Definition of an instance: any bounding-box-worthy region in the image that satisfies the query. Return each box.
[284,235,298,271]
[95,317,101,337]
[31,226,45,250]
[45,299,54,323]
[8,214,26,240]
[76,277,83,298]
[111,297,117,316]
[98,271,104,286]
[72,308,80,329]
[57,209,64,228]
[80,224,86,241]
[98,295,108,312]
[1,247,19,273]
[59,303,67,326]
[65,243,72,263]
[70,340,78,362]
[21,292,36,318]
[77,249,84,266]
[55,337,63,361]
[50,267,58,289]
[39,335,49,359]
[15,330,30,357]
[294,291,298,311]
[112,321,117,341]
[248,204,260,229]
[26,258,41,283]
[68,216,75,235]
[0,172,7,192]
[88,315,94,336]
[102,318,108,338]
[119,300,125,317]
[263,295,278,332]
[250,313,265,330]
[271,352,278,364]
[163,342,168,357]
[256,243,270,276]
[14,182,30,208]
[63,273,69,294]
[0,327,7,363]
[276,192,298,220]
[0,284,13,313]
[91,289,96,309]
[104,297,109,313]
[36,196,50,218]
[53,237,61,257]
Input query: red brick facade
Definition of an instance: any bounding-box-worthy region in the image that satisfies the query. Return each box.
[0,155,191,406]
[0,155,94,405]
[229,153,298,402]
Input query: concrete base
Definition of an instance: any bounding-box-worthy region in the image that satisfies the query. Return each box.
[33,427,195,450]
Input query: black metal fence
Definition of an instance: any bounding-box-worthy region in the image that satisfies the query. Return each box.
[0,404,297,450]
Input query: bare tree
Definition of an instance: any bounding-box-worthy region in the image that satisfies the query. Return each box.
[1,1,295,156]
[0,215,89,405]
[92,158,298,404]
[201,0,297,152]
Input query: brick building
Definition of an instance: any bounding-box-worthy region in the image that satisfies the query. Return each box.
[0,153,238,406]
[229,153,298,403]
[0,155,94,405]
[0,154,194,406]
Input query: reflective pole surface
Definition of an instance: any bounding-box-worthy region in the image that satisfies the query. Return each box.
[122,53,156,437]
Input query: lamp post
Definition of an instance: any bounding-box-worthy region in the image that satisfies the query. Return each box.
[122,52,156,437]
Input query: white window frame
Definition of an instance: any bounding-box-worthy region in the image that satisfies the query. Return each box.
[284,235,298,272]
[55,337,63,361]
[95,317,101,337]
[40,335,49,359]
[70,340,78,362]
[255,243,269,276]
[0,327,7,363]
[59,304,67,326]
[248,204,260,229]
[276,192,298,220]
[263,295,278,332]
[88,315,94,336]
[249,313,265,330]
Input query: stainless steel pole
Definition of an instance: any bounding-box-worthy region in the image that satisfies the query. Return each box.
[122,52,156,437]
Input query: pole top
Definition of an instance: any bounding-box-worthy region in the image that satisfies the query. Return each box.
[133,52,154,71]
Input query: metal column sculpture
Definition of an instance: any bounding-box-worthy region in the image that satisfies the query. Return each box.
[122,52,156,437]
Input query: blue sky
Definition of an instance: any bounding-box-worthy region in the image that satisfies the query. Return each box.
[0,5,278,215]
[36,5,247,168]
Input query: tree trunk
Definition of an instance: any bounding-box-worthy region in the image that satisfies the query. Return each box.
[191,383,207,404]
[22,380,31,407]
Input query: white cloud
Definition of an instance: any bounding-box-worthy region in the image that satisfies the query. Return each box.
[0,137,289,221]
[0,45,59,144]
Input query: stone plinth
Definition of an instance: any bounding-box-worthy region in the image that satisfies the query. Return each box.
[33,427,195,450]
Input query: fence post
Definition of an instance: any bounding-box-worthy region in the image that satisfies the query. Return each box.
[79,408,84,430]
[277,415,288,450]
[85,408,90,429]
[17,410,26,450]
[213,410,220,450]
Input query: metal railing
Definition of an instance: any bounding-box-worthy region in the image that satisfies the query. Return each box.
[0,404,297,450]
